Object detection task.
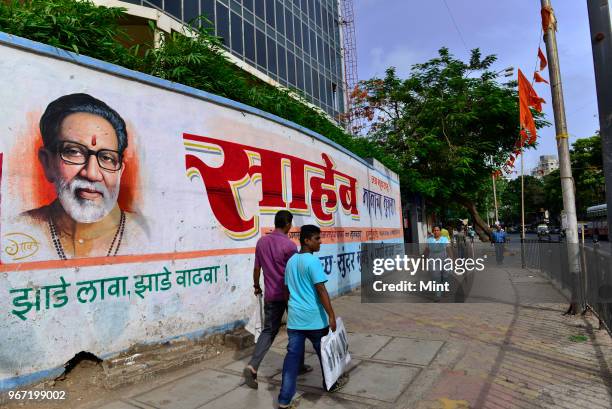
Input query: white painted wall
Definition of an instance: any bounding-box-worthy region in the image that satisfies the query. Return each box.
[0,35,402,390]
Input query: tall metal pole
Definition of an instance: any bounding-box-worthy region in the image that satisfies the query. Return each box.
[492,173,499,223]
[540,0,580,313]
[521,150,525,238]
[587,0,612,252]
[521,146,526,268]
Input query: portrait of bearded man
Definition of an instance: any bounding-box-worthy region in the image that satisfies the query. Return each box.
[15,93,148,260]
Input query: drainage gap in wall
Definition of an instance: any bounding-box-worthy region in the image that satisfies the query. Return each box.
[55,351,104,384]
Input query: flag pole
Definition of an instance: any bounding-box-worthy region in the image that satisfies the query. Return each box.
[521,145,526,268]
[541,0,580,314]
[492,173,499,224]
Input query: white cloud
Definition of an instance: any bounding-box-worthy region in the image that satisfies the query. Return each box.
[365,46,423,79]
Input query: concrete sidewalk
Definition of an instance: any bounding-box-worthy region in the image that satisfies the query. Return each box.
[78,246,612,409]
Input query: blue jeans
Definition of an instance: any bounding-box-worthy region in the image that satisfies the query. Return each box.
[278,327,329,406]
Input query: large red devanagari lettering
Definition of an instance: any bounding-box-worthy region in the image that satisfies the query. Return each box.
[184,134,359,239]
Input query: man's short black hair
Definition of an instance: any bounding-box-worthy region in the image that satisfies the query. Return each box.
[274,210,293,229]
[300,225,321,245]
[40,93,128,155]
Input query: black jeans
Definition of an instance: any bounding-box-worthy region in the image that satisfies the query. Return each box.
[248,301,304,371]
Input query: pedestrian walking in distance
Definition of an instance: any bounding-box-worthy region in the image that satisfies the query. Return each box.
[491,223,507,265]
[243,210,312,389]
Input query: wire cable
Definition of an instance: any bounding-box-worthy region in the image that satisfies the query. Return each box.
[532,30,544,86]
[441,0,469,52]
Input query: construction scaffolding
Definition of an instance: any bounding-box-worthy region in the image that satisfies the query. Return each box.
[339,0,364,134]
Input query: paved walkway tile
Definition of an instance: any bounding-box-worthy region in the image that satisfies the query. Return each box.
[373,338,444,366]
[296,392,374,408]
[346,332,392,358]
[223,348,314,379]
[334,361,421,403]
[197,383,302,409]
[96,402,142,409]
[272,354,361,390]
[132,370,242,409]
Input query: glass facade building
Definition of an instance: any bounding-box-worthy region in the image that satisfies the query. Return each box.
[122,0,345,118]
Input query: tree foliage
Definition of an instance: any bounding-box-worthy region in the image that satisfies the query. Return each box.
[494,134,605,227]
[0,0,136,65]
[353,47,547,236]
[499,176,546,225]
[542,134,605,220]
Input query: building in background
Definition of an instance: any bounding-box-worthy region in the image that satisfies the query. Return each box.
[102,0,346,120]
[531,154,559,178]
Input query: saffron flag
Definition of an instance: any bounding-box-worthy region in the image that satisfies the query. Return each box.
[496,68,547,177]
[519,70,546,110]
[538,47,547,71]
[518,70,540,144]
[516,130,529,148]
[534,71,549,84]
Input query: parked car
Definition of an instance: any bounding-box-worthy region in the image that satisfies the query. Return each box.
[537,224,550,239]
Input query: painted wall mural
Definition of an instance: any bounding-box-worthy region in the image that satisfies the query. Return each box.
[0,34,402,390]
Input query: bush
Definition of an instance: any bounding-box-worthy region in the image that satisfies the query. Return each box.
[0,0,136,66]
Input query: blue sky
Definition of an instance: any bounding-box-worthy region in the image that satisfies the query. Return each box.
[353,0,604,173]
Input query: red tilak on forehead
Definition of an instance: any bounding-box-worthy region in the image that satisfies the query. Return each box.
[91,135,97,146]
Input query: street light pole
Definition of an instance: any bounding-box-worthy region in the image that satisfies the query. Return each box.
[540,0,579,245]
[540,0,581,313]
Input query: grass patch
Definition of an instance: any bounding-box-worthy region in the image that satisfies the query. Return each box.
[568,335,588,343]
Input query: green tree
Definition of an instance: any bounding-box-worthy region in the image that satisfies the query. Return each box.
[542,169,562,221]
[352,48,546,238]
[542,134,605,221]
[500,176,546,225]
[571,134,605,216]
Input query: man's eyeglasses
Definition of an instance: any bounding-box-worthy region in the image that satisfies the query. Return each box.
[55,140,122,172]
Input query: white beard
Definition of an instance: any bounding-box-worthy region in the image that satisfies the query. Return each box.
[55,177,120,223]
